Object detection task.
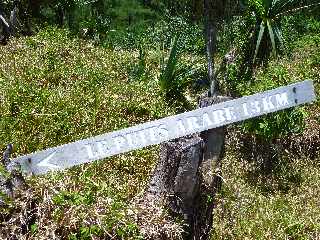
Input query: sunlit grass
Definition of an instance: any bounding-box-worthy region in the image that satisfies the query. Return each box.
[211,32,320,240]
[0,24,319,239]
[212,142,320,239]
[0,26,169,239]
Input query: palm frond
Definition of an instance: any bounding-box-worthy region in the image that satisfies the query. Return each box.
[159,34,191,110]
[0,14,10,28]
[254,21,266,63]
[252,0,319,65]
[267,19,276,58]
[269,0,319,18]
[273,24,284,51]
[269,0,300,17]
[275,2,320,18]
[159,35,180,91]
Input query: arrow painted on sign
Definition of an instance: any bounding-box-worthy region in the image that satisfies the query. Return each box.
[36,152,61,170]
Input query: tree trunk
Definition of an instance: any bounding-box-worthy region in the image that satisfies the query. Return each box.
[0,8,10,44]
[56,5,65,27]
[204,0,217,96]
[139,96,230,239]
[192,96,230,239]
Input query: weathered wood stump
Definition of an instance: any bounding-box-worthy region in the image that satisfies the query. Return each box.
[193,96,230,239]
[138,96,230,239]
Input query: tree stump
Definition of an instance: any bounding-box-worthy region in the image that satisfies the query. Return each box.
[138,96,230,239]
[193,96,230,239]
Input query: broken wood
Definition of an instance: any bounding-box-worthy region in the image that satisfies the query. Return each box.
[192,96,230,239]
[140,95,229,239]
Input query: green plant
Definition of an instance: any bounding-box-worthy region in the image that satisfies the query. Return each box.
[52,190,95,206]
[30,223,38,234]
[242,107,307,140]
[0,27,168,239]
[159,35,195,111]
[235,61,309,140]
[0,165,10,179]
[128,46,148,81]
[246,0,320,63]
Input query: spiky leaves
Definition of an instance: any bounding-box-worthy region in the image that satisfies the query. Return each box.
[267,19,276,58]
[252,0,319,63]
[254,20,266,63]
[159,35,192,111]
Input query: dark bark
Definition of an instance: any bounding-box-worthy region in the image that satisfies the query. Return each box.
[191,0,202,21]
[56,5,65,27]
[0,145,27,206]
[142,96,230,239]
[192,96,230,239]
[29,0,42,18]
[0,7,11,44]
[146,135,203,211]
[204,0,217,96]
[0,1,33,44]
[203,0,226,96]
[203,0,239,96]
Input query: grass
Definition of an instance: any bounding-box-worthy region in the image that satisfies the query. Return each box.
[0,26,204,239]
[0,22,319,239]
[0,26,171,239]
[211,29,320,239]
[0,27,172,154]
[212,134,320,239]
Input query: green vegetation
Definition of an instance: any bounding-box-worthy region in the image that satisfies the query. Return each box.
[212,13,320,239]
[0,0,319,239]
[0,27,165,238]
[212,152,320,239]
[246,0,320,62]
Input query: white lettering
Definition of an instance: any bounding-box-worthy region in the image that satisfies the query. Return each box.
[96,140,110,156]
[124,130,148,148]
[202,113,213,127]
[125,132,135,147]
[113,135,127,151]
[212,110,226,124]
[85,141,111,159]
[85,144,97,159]
[224,107,237,121]
[275,93,289,106]
[262,96,275,111]
[250,101,261,114]
[186,116,201,131]
[242,102,250,116]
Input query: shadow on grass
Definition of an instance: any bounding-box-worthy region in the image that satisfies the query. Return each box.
[236,134,305,194]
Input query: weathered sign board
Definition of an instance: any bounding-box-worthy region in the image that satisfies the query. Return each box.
[10,80,316,175]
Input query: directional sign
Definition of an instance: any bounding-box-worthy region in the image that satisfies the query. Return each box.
[10,80,316,175]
